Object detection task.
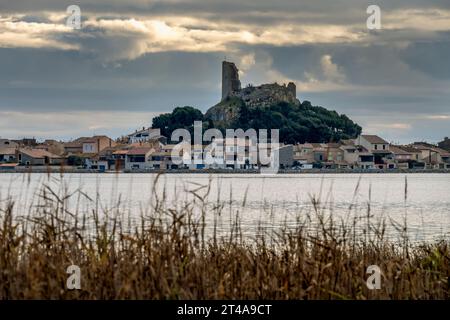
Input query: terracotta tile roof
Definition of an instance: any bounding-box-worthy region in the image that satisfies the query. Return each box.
[0,148,16,155]
[398,145,422,153]
[19,148,61,159]
[361,135,388,144]
[390,145,409,155]
[112,150,129,155]
[432,147,450,156]
[413,144,450,156]
[64,142,83,148]
[341,139,355,146]
[126,147,154,155]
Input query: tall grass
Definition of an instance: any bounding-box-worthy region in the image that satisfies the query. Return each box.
[0,173,449,299]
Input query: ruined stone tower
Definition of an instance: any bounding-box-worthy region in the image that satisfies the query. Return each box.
[287,82,296,98]
[222,61,241,101]
[207,61,301,123]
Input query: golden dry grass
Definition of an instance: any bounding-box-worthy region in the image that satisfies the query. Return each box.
[0,174,449,299]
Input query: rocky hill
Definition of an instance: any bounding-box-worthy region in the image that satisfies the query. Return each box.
[152,61,362,144]
[206,61,301,126]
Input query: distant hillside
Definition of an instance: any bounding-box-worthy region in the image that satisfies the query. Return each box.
[152,100,361,144]
[229,99,362,144]
[152,60,362,143]
[204,96,245,128]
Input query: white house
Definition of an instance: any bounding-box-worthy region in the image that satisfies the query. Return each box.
[125,147,154,170]
[128,128,162,144]
[0,148,17,163]
[355,135,395,169]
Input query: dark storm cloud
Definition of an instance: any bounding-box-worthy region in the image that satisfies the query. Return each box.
[401,35,450,80]
[0,0,449,141]
[0,48,222,111]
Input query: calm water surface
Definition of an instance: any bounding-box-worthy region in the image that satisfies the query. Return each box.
[1,173,449,242]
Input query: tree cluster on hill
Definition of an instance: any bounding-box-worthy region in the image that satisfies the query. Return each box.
[152,106,211,138]
[152,101,362,144]
[232,101,362,143]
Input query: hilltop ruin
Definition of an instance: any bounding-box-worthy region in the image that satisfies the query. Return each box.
[207,61,301,123]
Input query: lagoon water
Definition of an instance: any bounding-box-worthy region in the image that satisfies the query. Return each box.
[1,173,449,242]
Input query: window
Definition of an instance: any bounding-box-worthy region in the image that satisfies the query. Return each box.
[383,144,386,150]
[374,144,378,150]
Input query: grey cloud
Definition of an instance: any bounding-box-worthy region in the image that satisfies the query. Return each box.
[0,0,449,142]
[0,48,222,112]
[401,35,450,80]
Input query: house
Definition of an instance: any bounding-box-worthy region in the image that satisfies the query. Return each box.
[356,135,389,152]
[277,144,294,169]
[64,140,84,155]
[84,156,112,172]
[412,143,450,169]
[390,145,424,169]
[127,128,166,144]
[64,137,92,154]
[148,150,175,170]
[125,147,154,170]
[311,143,327,163]
[356,135,395,169]
[0,148,17,163]
[255,143,294,170]
[82,136,116,154]
[35,140,65,156]
[96,146,129,171]
[339,140,374,169]
[290,143,326,167]
[390,145,413,169]
[64,136,116,155]
[293,143,314,166]
[340,141,358,168]
[441,151,450,169]
[0,139,18,148]
[323,143,347,169]
[223,138,249,169]
[16,148,65,166]
[356,148,376,169]
[204,138,258,170]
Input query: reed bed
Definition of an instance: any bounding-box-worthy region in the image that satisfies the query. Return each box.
[0,173,449,300]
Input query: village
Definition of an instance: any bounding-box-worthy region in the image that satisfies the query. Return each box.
[0,128,449,172]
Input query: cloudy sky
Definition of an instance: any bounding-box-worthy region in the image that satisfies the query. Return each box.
[0,0,449,143]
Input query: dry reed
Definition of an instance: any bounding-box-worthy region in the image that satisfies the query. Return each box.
[0,173,448,300]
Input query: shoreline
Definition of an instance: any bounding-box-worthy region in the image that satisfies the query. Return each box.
[1,167,450,174]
